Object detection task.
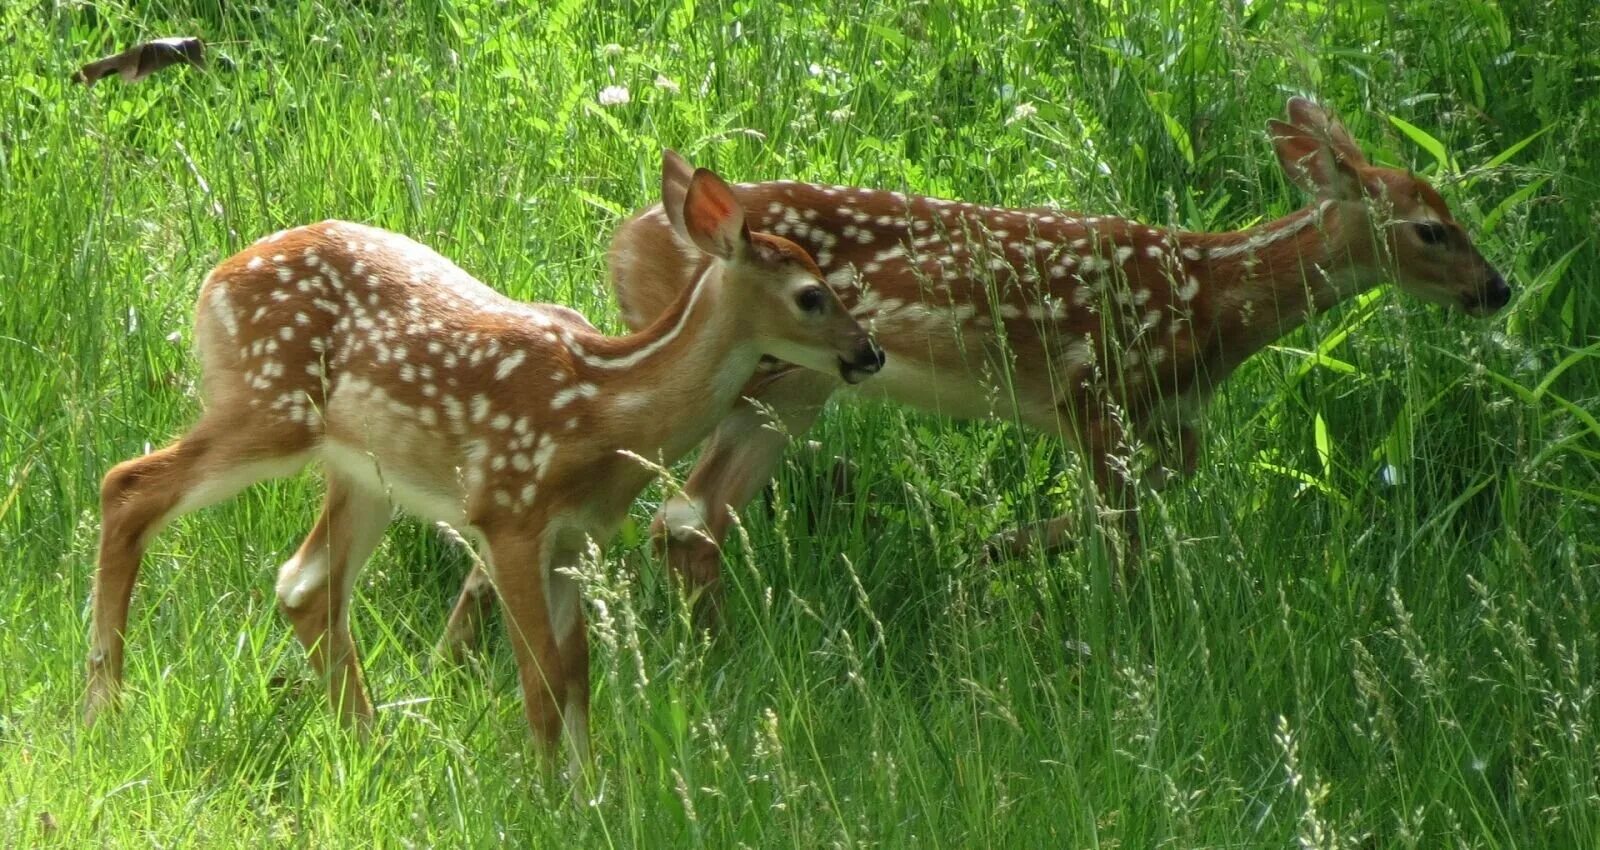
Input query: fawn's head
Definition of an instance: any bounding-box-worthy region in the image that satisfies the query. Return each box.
[660,150,885,383]
[1269,97,1510,317]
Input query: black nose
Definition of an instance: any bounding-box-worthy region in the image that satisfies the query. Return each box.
[1484,273,1511,310]
[859,340,886,372]
[838,340,885,384]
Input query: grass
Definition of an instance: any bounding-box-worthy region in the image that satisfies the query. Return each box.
[2,0,1597,846]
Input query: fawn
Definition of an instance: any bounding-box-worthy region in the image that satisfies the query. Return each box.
[439,97,1510,635]
[84,152,884,778]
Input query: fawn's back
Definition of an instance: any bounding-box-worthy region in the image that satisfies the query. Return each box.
[611,183,1242,429]
[198,221,604,523]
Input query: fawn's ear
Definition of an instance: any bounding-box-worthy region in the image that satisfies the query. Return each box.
[1269,116,1363,201]
[660,149,695,235]
[680,167,749,260]
[1286,97,1368,167]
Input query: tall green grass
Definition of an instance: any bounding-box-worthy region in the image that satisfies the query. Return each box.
[2,0,1596,846]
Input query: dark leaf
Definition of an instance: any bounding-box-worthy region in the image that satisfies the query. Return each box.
[73,37,205,86]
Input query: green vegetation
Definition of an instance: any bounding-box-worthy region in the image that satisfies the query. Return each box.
[2,1,1596,846]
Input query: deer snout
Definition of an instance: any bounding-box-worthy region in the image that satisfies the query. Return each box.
[1465,271,1512,316]
[839,338,885,384]
[1483,272,1511,312]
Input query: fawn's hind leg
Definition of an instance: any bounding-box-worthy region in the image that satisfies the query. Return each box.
[87,414,312,725]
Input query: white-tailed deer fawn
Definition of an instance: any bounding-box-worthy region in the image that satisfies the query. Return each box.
[84,152,884,778]
[441,96,1510,636]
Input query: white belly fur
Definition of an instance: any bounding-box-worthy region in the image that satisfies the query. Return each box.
[320,440,471,529]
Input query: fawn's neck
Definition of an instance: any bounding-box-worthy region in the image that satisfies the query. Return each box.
[1188,199,1382,370]
[568,264,761,461]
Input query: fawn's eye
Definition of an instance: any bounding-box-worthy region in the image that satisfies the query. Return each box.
[1412,221,1449,246]
[795,286,828,315]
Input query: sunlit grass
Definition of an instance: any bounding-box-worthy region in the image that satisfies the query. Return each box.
[1,0,1596,846]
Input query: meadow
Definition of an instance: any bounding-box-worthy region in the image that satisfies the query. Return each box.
[2,0,1597,846]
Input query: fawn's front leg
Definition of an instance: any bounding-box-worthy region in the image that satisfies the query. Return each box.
[437,563,497,663]
[650,370,836,626]
[484,523,588,781]
[986,415,1142,574]
[276,472,392,728]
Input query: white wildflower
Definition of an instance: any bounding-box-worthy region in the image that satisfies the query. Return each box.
[597,85,631,107]
[1007,102,1038,125]
[653,74,680,94]
[600,43,624,57]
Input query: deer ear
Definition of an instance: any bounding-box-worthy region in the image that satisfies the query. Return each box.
[1285,97,1368,167]
[1270,118,1362,201]
[660,149,695,235]
[681,167,749,260]
[1286,97,1335,130]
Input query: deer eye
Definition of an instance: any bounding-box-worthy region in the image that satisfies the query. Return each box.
[1412,222,1449,246]
[795,286,828,315]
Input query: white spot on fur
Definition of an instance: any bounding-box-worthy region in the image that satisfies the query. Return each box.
[442,395,465,423]
[1176,275,1201,302]
[660,494,708,540]
[209,284,240,339]
[495,350,527,380]
[531,438,558,480]
[1026,302,1068,322]
[550,382,600,410]
[275,548,327,609]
